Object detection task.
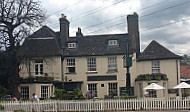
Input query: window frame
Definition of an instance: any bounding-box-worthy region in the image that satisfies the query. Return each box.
[108,40,118,46]
[108,83,118,96]
[152,61,160,73]
[34,59,43,75]
[88,83,97,97]
[41,86,49,99]
[68,42,76,48]
[108,57,117,72]
[87,57,97,72]
[149,90,157,98]
[66,58,76,74]
[20,86,29,100]
[138,83,143,98]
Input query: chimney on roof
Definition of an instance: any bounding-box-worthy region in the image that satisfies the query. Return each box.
[59,14,70,48]
[127,12,140,56]
[76,27,83,37]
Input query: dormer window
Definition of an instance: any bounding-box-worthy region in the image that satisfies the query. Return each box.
[108,40,118,46]
[68,42,76,48]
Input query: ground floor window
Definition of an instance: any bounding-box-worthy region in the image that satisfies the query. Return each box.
[163,82,166,97]
[138,83,143,97]
[149,90,157,98]
[88,84,97,97]
[21,86,29,100]
[41,86,49,99]
[108,83,118,96]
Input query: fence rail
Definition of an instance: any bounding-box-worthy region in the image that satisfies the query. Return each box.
[1,98,190,112]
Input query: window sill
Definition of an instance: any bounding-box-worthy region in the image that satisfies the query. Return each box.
[65,72,77,75]
[86,71,98,74]
[107,70,118,74]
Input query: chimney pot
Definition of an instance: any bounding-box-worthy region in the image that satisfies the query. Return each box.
[61,14,67,18]
[76,27,83,37]
[78,27,81,32]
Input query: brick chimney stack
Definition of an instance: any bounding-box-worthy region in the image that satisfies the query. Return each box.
[76,27,83,37]
[127,12,140,56]
[59,14,70,48]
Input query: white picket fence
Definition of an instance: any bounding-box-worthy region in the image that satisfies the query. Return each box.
[1,98,190,112]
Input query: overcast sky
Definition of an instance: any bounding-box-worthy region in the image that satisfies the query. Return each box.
[40,0,190,56]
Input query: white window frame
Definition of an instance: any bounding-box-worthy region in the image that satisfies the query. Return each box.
[87,57,96,72]
[108,40,118,46]
[108,57,117,72]
[68,43,76,48]
[152,61,160,73]
[41,86,49,99]
[66,58,76,73]
[20,86,29,100]
[35,60,43,75]
[149,90,157,98]
[88,84,97,97]
[163,82,166,97]
[108,83,118,96]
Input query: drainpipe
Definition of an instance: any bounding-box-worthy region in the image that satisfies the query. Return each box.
[176,60,179,95]
[61,53,64,89]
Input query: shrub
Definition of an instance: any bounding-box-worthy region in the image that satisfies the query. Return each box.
[0,105,4,110]
[120,94,137,99]
[0,85,7,99]
[13,109,25,112]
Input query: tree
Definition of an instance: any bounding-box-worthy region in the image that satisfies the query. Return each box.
[0,0,45,98]
[181,54,190,65]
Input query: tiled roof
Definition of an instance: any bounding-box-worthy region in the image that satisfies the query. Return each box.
[19,26,61,58]
[180,64,190,79]
[29,26,56,38]
[63,34,131,57]
[138,40,180,61]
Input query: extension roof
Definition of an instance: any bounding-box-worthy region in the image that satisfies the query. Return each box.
[180,64,190,79]
[138,40,180,61]
[19,26,61,58]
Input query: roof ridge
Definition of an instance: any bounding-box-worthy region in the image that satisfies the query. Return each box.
[68,33,128,38]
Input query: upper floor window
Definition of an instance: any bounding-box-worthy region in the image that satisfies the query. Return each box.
[68,43,76,48]
[66,58,75,73]
[108,40,118,46]
[87,57,96,72]
[152,61,160,73]
[35,59,43,75]
[108,57,117,72]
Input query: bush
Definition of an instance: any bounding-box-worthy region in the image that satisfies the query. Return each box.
[54,88,85,100]
[54,88,64,100]
[0,105,4,110]
[0,85,7,99]
[120,94,137,99]
[13,109,25,112]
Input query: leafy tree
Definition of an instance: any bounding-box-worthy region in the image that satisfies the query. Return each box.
[0,0,45,98]
[0,85,7,99]
[181,54,190,64]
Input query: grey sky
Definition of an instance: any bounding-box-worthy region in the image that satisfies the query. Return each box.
[41,0,190,56]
